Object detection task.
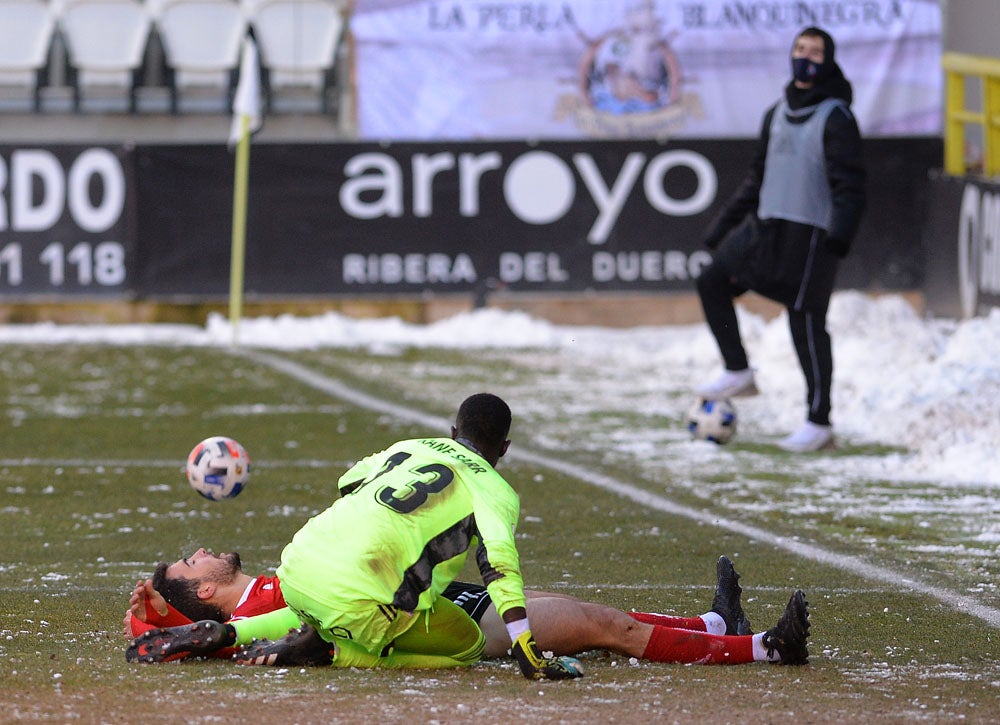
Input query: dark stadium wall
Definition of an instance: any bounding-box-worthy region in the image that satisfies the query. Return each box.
[922,174,1000,319]
[0,139,939,306]
[921,0,1000,320]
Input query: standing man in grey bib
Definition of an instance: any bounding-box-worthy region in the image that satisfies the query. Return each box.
[694,26,866,452]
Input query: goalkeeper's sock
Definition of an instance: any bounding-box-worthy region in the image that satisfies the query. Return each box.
[229,606,304,645]
[628,611,708,632]
[640,626,754,665]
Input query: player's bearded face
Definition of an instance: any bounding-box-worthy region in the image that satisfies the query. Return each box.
[187,550,243,583]
[210,551,242,583]
[166,549,243,585]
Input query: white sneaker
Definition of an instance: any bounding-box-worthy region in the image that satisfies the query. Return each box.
[696,369,758,399]
[778,422,835,452]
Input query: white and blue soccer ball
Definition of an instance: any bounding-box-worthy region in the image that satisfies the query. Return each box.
[186,436,251,500]
[686,398,737,445]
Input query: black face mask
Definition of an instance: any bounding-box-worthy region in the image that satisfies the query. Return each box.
[791,56,822,84]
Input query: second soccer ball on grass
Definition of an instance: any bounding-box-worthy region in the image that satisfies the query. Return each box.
[686,397,737,445]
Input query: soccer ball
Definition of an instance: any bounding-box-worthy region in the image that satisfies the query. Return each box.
[185,436,251,500]
[686,398,737,445]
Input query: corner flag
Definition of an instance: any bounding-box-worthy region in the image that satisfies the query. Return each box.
[229,36,262,149]
[228,35,262,347]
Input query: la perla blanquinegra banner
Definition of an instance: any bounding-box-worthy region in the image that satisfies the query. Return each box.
[351,0,941,141]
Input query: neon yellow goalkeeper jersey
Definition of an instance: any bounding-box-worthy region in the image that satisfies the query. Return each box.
[276,437,526,620]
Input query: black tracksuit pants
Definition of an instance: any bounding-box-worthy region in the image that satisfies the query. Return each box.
[696,218,836,426]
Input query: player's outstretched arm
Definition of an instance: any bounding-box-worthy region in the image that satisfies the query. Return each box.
[123,579,195,639]
[130,579,168,622]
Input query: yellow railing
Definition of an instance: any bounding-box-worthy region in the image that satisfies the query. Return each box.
[943,52,1000,177]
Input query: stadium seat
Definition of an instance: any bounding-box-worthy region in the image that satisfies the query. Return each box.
[59,0,153,112]
[0,1,56,111]
[155,0,248,113]
[249,0,344,113]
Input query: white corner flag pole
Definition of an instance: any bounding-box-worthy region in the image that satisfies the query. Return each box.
[228,36,262,349]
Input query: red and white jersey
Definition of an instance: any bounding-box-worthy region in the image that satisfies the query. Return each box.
[127,575,285,644]
[229,576,286,620]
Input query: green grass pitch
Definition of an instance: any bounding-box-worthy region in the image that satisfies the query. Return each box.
[1,344,998,722]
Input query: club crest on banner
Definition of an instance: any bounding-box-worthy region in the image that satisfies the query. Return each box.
[558,1,699,139]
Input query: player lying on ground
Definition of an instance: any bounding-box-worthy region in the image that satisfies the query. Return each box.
[193,393,585,679]
[131,394,807,673]
[124,549,809,666]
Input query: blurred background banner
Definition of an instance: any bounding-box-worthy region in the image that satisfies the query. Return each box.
[352,0,942,140]
[0,145,132,297]
[128,138,935,298]
[0,136,939,300]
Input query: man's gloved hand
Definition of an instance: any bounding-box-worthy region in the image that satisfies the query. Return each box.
[510,630,584,680]
[702,226,726,250]
[824,236,850,258]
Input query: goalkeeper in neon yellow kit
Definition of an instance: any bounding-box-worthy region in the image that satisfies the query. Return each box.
[128,393,583,680]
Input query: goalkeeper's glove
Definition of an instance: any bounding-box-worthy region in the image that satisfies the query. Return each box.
[824,235,850,258]
[510,630,584,680]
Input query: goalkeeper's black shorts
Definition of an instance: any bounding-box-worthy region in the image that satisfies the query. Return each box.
[441,581,492,623]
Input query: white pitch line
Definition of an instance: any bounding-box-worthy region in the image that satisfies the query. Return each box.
[243,349,1000,630]
[0,458,342,469]
[0,459,184,468]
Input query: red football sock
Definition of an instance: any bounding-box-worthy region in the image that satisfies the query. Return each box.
[628,611,706,631]
[641,626,754,665]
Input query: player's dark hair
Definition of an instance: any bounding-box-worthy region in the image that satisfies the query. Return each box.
[455,393,511,461]
[152,562,227,623]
